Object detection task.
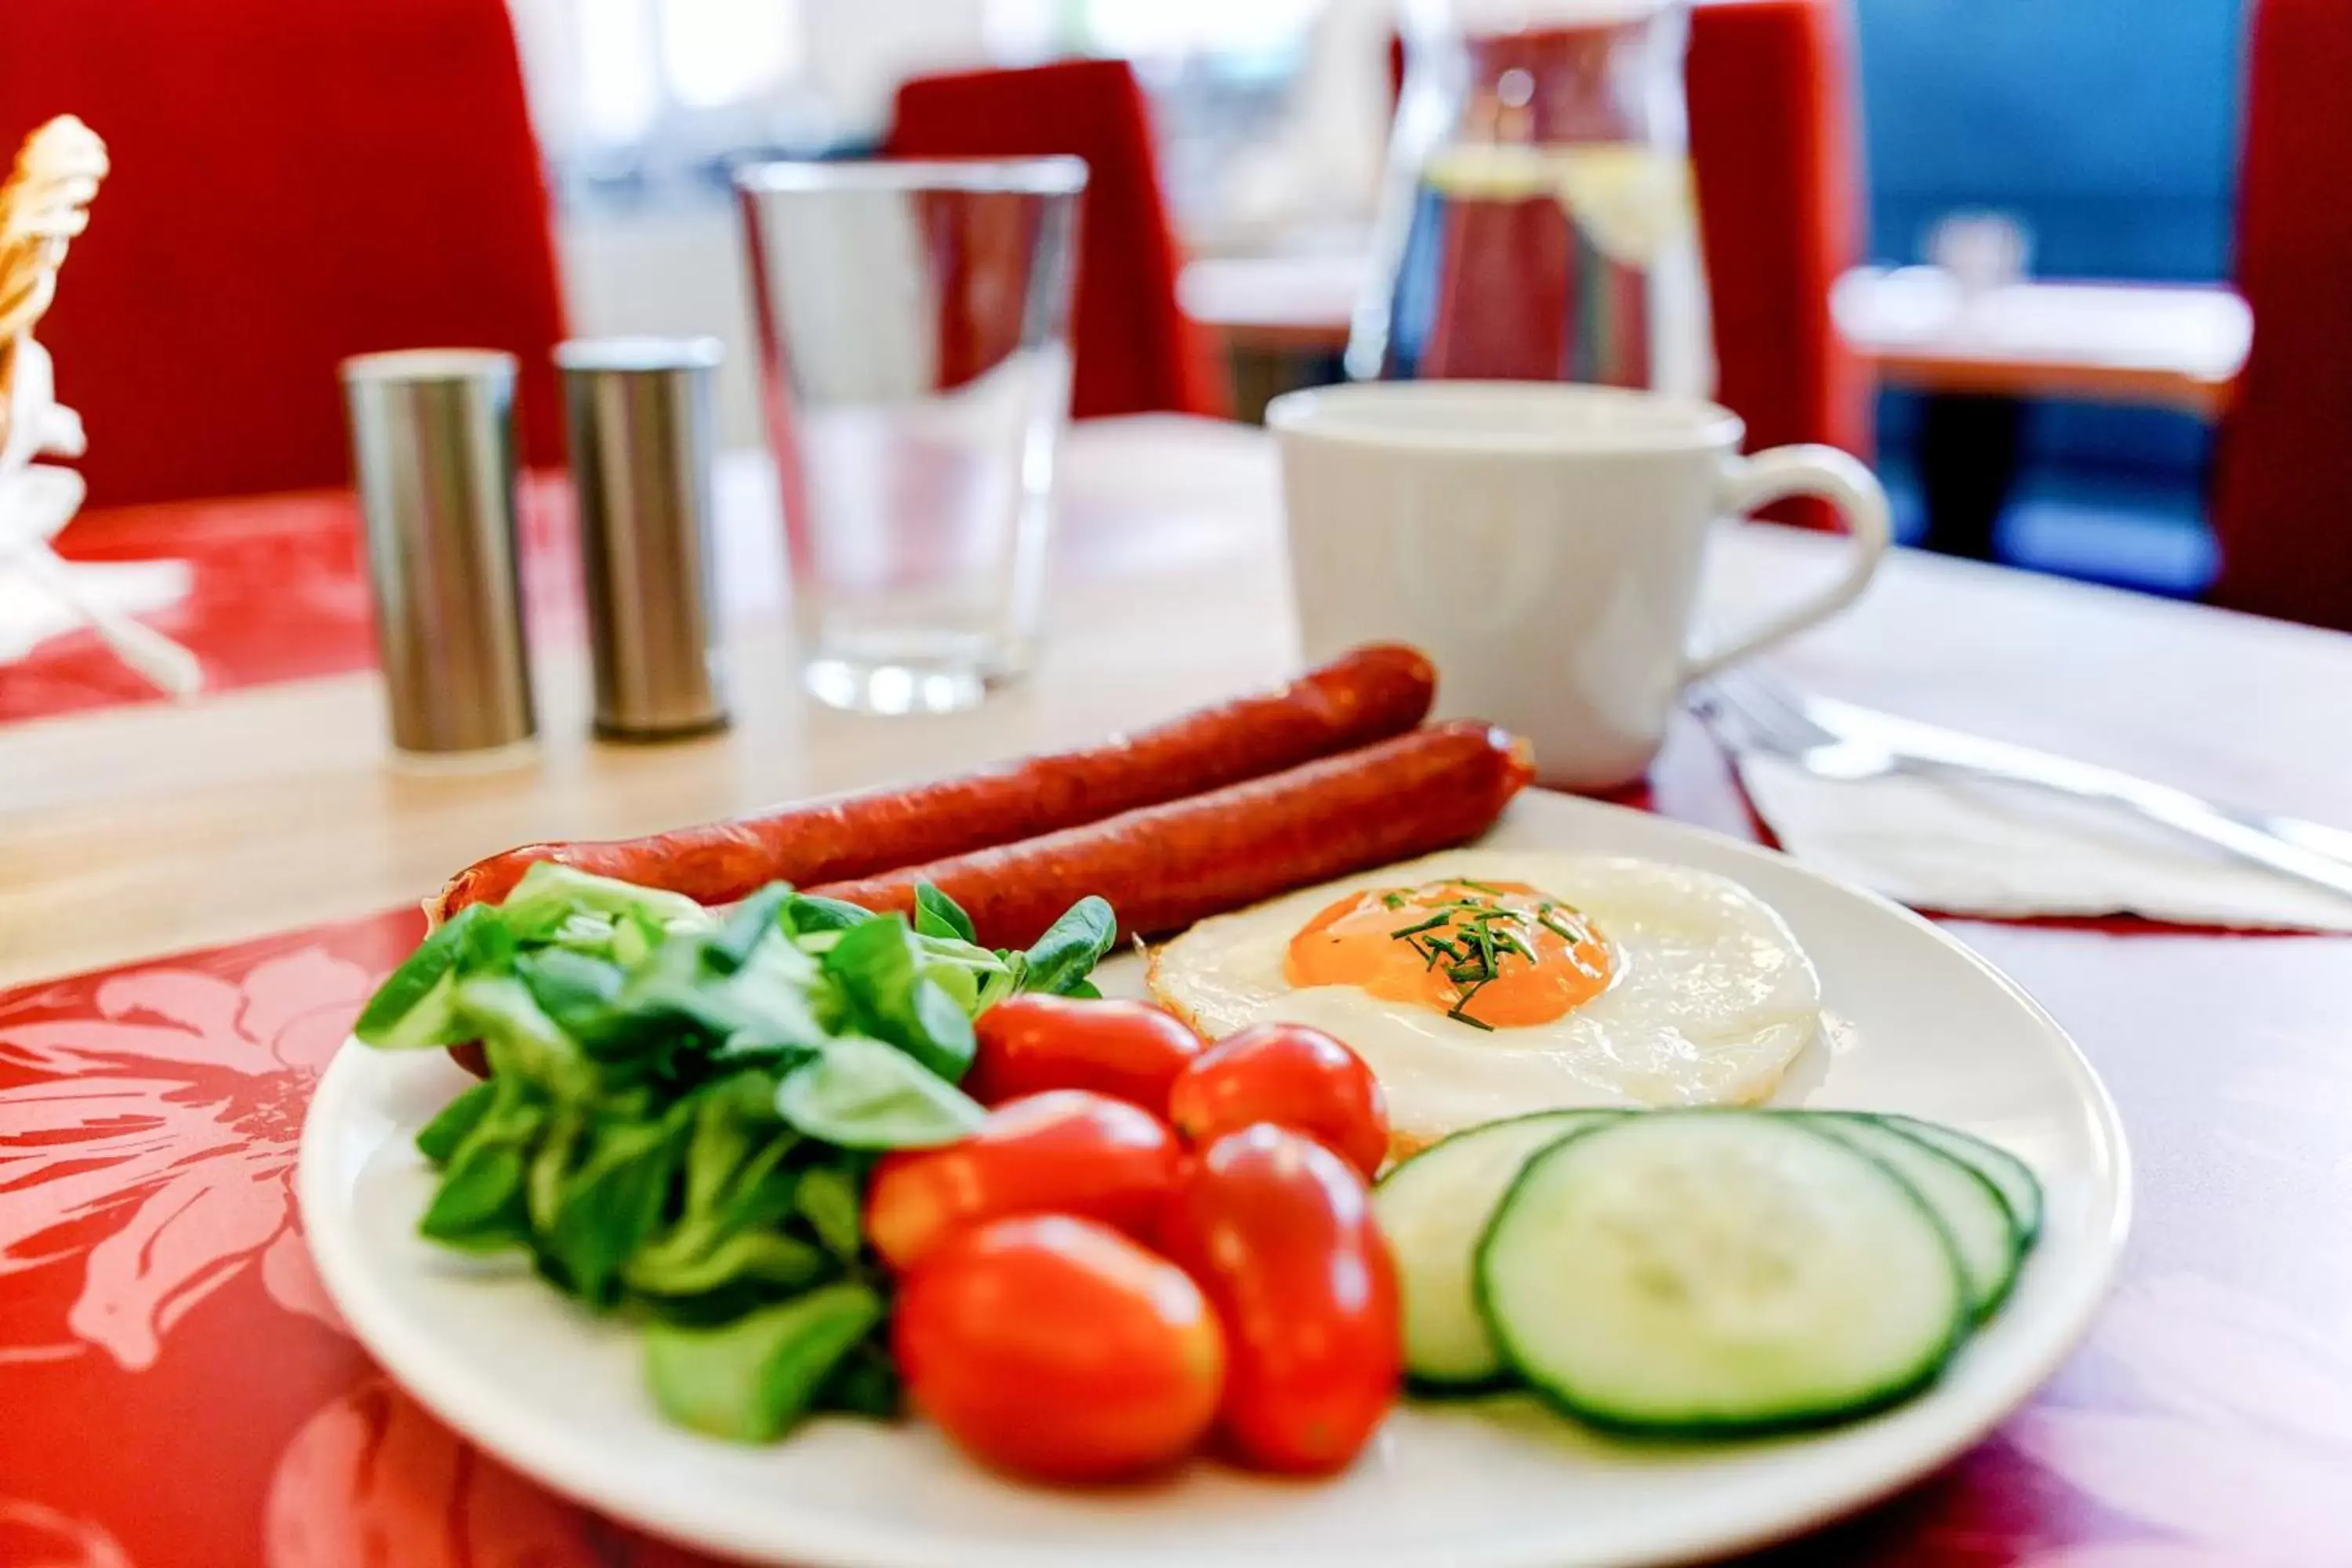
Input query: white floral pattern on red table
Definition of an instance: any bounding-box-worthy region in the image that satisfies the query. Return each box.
[0,1499,132,1568]
[2,869,2349,1565]
[0,911,701,1568]
[0,946,362,1367]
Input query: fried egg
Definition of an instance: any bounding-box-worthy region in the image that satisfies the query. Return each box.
[1147,850,1822,1145]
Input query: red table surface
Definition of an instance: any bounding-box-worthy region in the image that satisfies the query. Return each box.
[3,731,2350,1567]
[0,481,585,725]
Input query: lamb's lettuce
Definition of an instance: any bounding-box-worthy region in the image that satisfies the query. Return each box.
[352,866,1118,1443]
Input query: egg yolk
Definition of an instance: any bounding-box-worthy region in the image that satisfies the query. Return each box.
[1283,879,1613,1029]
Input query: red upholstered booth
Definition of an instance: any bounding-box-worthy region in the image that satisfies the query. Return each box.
[889,60,1230,421]
[2209,0,2352,632]
[1388,0,1869,487]
[0,0,568,510]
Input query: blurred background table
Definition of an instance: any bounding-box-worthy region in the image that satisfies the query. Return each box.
[1830,269,2253,416]
[1831,268,2254,564]
[1179,250,1361,358]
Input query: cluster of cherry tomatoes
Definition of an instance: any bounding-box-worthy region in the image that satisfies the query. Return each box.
[866,994,1401,1483]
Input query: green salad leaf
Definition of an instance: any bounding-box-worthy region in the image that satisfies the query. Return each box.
[495,862,711,945]
[418,1074,547,1250]
[413,1076,498,1163]
[822,1340,904,1419]
[793,1164,865,1261]
[645,1280,884,1443]
[779,893,875,935]
[822,916,976,1083]
[1018,895,1119,997]
[775,1036,984,1149]
[354,904,485,1049]
[357,869,1120,1446]
[539,1110,689,1306]
[912,881,978,943]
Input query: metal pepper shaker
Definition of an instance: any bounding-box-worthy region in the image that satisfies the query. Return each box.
[341,349,538,757]
[556,337,729,740]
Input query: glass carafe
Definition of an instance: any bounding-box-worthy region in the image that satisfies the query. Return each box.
[1351,0,1712,397]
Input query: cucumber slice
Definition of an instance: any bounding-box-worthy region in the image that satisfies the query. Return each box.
[1477,1112,1968,1435]
[1808,1113,2021,1321]
[1873,1113,2043,1247]
[1373,1110,1621,1388]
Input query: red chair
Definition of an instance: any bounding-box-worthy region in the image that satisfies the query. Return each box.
[1688,0,1871,467]
[1388,0,1869,485]
[0,0,568,510]
[2208,0,2352,631]
[889,60,1231,421]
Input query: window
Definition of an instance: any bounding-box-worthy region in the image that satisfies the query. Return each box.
[509,0,810,194]
[987,0,1327,61]
[663,0,802,110]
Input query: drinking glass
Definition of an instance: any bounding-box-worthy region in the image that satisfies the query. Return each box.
[735,158,1083,715]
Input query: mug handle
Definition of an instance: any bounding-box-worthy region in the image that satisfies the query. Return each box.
[1682,445,1892,683]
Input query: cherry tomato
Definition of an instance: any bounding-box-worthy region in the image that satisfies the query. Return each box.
[866,1091,1181,1271]
[1157,1123,1401,1475]
[894,1214,1225,1483]
[1166,1022,1390,1178]
[965,994,1205,1111]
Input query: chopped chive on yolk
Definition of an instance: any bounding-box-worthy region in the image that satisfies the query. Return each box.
[1283,879,1613,1029]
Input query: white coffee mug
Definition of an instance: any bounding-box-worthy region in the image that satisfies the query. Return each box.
[1269,382,1890,790]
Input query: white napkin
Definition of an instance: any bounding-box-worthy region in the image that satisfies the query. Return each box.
[0,554,191,664]
[0,453,202,694]
[1738,753,2352,932]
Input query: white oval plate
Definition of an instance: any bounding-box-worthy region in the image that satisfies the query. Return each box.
[299,790,2129,1568]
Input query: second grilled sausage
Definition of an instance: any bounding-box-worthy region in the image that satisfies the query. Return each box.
[811,721,1535,949]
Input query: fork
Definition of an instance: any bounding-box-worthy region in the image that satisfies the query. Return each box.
[1695,667,2352,904]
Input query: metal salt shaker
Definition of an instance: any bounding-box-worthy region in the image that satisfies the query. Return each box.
[556,338,729,740]
[341,349,537,757]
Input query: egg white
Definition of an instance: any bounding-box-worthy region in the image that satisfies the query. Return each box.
[1147,850,1823,1142]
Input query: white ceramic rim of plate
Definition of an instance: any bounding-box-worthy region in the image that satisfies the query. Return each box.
[298,791,2132,1568]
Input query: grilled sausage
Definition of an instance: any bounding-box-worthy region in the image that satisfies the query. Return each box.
[811,721,1535,949]
[430,644,1437,921]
